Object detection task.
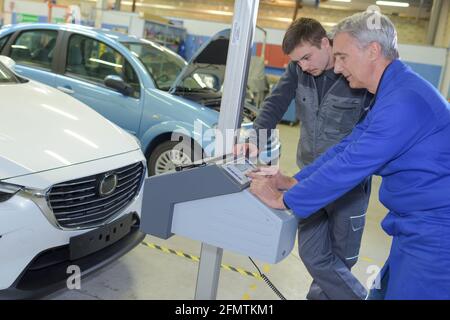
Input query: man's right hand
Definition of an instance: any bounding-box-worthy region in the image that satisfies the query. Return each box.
[246,166,297,191]
[233,143,259,158]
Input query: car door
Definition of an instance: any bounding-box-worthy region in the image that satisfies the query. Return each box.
[54,33,142,135]
[4,29,59,87]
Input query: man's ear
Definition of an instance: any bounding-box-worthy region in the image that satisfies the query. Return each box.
[368,42,382,61]
[321,37,330,49]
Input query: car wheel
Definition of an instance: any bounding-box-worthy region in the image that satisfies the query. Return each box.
[147,140,203,176]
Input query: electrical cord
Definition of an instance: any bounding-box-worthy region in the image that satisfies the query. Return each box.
[248,257,286,300]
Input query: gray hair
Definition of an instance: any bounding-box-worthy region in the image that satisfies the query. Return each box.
[331,11,399,60]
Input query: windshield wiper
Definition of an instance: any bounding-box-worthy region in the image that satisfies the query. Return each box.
[174,86,218,93]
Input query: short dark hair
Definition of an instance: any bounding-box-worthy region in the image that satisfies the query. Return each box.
[282,18,328,54]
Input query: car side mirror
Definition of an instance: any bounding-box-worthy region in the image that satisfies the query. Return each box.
[0,55,16,71]
[104,75,133,96]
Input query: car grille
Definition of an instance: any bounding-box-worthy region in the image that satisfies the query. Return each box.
[47,162,144,229]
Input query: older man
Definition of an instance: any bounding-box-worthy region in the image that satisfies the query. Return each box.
[249,11,450,299]
[238,17,372,300]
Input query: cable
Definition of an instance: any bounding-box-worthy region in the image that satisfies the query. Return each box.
[248,257,286,300]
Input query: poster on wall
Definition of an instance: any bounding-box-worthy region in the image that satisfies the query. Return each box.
[4,0,67,24]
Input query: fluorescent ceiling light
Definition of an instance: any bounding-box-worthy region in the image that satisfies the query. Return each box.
[204,10,233,16]
[376,1,410,7]
[330,0,352,3]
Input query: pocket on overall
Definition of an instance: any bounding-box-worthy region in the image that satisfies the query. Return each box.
[324,99,361,136]
[345,214,367,261]
[295,85,315,123]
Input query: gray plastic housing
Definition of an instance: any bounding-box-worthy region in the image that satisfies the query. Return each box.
[140,163,298,263]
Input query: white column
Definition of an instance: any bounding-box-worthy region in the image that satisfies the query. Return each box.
[440,49,450,99]
[217,0,260,155]
[427,0,443,45]
[435,0,450,97]
[95,0,108,29]
[434,0,449,47]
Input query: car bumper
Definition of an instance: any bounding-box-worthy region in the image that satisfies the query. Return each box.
[0,221,145,300]
[0,150,146,299]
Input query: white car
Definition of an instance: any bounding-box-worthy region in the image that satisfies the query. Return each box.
[0,56,146,299]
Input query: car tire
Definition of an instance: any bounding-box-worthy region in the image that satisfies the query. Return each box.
[147,140,203,176]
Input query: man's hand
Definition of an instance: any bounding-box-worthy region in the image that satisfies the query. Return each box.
[249,177,286,210]
[246,166,297,190]
[233,143,258,158]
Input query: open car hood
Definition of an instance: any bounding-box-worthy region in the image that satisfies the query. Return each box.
[168,29,264,122]
[170,29,230,93]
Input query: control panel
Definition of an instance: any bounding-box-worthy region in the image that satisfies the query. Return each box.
[221,160,256,187]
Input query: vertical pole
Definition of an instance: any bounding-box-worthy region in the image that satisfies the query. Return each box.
[194,243,223,300]
[95,0,108,29]
[426,0,443,45]
[217,0,260,155]
[440,48,450,99]
[195,0,260,300]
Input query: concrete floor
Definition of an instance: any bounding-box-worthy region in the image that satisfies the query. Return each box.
[48,123,392,300]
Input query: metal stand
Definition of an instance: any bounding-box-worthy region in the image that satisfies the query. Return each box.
[217,0,260,142]
[194,243,223,299]
[194,0,260,300]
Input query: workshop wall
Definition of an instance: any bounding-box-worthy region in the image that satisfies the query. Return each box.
[1,0,449,98]
[177,17,449,97]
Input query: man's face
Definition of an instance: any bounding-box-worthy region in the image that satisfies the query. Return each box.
[288,39,331,76]
[333,32,371,89]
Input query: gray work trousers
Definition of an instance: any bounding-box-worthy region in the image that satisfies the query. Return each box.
[298,178,371,300]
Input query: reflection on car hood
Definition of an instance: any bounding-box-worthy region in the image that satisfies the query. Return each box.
[0,81,139,180]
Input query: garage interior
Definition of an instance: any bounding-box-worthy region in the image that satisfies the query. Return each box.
[46,124,391,300]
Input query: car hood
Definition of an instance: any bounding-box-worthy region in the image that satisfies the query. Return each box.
[168,29,262,122]
[0,80,139,180]
[170,29,230,93]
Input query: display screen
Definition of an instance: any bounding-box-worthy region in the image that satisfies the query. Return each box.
[234,163,253,173]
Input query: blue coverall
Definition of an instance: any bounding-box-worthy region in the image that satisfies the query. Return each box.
[284,59,450,299]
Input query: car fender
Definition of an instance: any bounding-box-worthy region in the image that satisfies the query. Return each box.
[139,121,212,159]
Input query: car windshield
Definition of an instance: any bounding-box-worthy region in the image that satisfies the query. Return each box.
[122,41,187,90]
[0,62,19,83]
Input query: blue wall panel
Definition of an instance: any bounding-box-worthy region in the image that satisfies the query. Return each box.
[266,62,443,91]
[184,36,259,62]
[403,61,442,89]
[184,34,210,61]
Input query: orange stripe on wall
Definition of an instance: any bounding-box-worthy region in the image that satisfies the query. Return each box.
[256,43,291,69]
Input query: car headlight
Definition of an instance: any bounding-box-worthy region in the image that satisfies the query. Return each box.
[0,182,23,203]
